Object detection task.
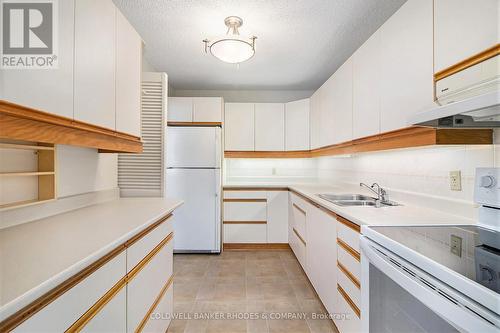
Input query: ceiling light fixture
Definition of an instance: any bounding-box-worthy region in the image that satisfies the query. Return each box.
[203,16,257,64]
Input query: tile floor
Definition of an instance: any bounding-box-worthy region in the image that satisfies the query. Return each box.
[167,249,338,333]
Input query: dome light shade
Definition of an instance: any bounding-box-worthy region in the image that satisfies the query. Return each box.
[203,16,257,64]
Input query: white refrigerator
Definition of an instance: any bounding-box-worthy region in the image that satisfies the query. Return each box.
[166,126,221,253]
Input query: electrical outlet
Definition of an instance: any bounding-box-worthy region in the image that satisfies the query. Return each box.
[450,234,462,257]
[449,170,462,191]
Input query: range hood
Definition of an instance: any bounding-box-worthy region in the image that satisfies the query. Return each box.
[410,91,500,128]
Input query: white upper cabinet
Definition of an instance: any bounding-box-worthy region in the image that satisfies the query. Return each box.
[379,0,434,132]
[285,99,310,151]
[74,0,116,130]
[193,97,223,122]
[115,9,142,137]
[353,31,381,138]
[224,103,255,151]
[319,77,335,147]
[434,0,499,73]
[254,103,285,151]
[1,0,75,118]
[309,91,322,149]
[167,97,193,122]
[330,59,353,144]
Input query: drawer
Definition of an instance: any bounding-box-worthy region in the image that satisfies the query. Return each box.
[335,285,361,333]
[127,215,174,272]
[224,223,267,243]
[290,227,306,269]
[81,288,126,332]
[337,263,360,308]
[142,280,173,333]
[337,216,360,253]
[223,191,267,199]
[290,195,307,240]
[224,200,267,221]
[338,242,361,280]
[127,237,174,332]
[14,252,126,332]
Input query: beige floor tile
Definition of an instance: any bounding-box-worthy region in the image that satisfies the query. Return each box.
[291,280,317,300]
[183,319,208,333]
[167,319,188,333]
[268,319,311,333]
[247,319,269,333]
[306,318,339,333]
[205,319,247,333]
[212,282,247,301]
[174,282,201,302]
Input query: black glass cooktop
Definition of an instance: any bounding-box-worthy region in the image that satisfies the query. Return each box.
[369,225,500,295]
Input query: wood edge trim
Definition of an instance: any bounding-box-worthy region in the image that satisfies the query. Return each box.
[434,44,500,81]
[223,243,290,251]
[167,122,222,127]
[337,284,361,318]
[223,221,267,224]
[135,275,174,333]
[67,232,174,332]
[336,216,361,233]
[292,203,306,215]
[337,261,361,289]
[223,187,289,191]
[223,198,267,202]
[293,228,306,246]
[0,214,173,332]
[337,238,361,262]
[290,189,338,219]
[224,150,311,158]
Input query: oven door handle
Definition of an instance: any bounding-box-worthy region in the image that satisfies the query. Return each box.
[360,237,500,333]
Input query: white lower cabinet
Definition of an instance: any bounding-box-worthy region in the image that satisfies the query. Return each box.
[224,224,268,243]
[141,286,173,333]
[82,288,127,332]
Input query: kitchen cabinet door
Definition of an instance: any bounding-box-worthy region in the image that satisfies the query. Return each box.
[330,59,353,144]
[193,97,223,122]
[74,0,116,130]
[353,31,381,139]
[1,0,75,118]
[434,0,499,73]
[167,97,193,122]
[224,103,255,151]
[319,78,335,147]
[255,103,285,151]
[267,191,289,243]
[309,90,322,149]
[285,99,310,151]
[379,0,434,132]
[82,288,126,332]
[115,8,142,137]
[306,207,337,314]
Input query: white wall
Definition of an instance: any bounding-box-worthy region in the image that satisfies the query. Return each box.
[172,89,314,103]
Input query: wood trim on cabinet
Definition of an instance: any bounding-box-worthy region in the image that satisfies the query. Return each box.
[223,198,267,203]
[292,203,306,215]
[224,127,492,158]
[0,100,143,153]
[337,284,361,318]
[0,213,173,332]
[336,216,361,233]
[337,238,361,262]
[337,261,361,289]
[223,187,289,191]
[135,275,174,333]
[167,121,222,127]
[223,243,290,251]
[223,220,267,224]
[434,44,500,82]
[293,228,307,246]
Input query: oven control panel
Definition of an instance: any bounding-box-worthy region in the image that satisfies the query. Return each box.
[474,168,500,208]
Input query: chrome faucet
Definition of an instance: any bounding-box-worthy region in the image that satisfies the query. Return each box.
[360,182,388,207]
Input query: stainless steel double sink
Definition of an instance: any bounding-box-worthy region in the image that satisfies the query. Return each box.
[318,193,399,207]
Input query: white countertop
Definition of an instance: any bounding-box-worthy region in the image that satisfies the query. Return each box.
[224,182,476,227]
[0,197,183,320]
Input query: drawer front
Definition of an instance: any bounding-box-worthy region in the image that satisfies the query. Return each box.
[290,195,307,240]
[337,217,360,253]
[338,244,360,280]
[290,227,306,269]
[127,216,173,272]
[224,201,267,221]
[337,265,360,308]
[335,285,361,333]
[224,224,267,243]
[14,252,126,332]
[223,191,267,199]
[81,288,126,333]
[142,282,173,333]
[127,238,173,332]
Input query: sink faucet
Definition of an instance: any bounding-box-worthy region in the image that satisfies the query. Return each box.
[360,182,388,207]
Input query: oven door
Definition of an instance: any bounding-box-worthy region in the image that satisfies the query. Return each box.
[360,236,500,333]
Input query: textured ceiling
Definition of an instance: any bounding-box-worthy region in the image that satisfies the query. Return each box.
[113,0,407,90]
